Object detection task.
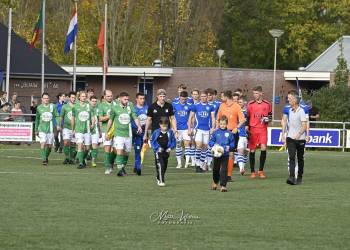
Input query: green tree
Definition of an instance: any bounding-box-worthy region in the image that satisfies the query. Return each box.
[334,38,349,86]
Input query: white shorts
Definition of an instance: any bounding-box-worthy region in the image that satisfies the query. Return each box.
[38,132,54,145]
[178,130,191,141]
[102,132,113,146]
[91,131,100,145]
[237,136,248,150]
[63,128,72,140]
[75,133,91,145]
[195,129,210,145]
[113,136,132,152]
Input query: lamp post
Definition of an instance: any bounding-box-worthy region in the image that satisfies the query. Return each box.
[216,49,224,68]
[269,29,284,121]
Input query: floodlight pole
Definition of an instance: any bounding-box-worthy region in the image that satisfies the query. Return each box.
[216,49,224,68]
[269,29,284,122]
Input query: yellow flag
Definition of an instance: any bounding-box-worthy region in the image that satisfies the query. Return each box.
[141,143,148,164]
[107,122,115,139]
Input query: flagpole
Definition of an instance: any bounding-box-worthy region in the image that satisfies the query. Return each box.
[73,0,78,91]
[5,5,12,101]
[102,2,107,92]
[41,0,46,95]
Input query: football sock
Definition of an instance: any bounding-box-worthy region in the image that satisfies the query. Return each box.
[259,151,267,171]
[77,151,84,164]
[185,147,191,164]
[227,157,234,177]
[176,146,182,165]
[63,146,70,160]
[91,148,98,159]
[104,152,111,170]
[249,152,256,172]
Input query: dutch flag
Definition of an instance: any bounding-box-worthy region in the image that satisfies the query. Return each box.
[64,10,78,54]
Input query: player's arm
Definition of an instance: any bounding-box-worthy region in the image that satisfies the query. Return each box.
[70,107,75,132]
[187,111,194,135]
[237,108,246,129]
[131,110,142,133]
[216,106,222,129]
[281,114,288,143]
[99,108,109,122]
[295,111,307,140]
[105,110,115,139]
[208,130,216,148]
[170,115,177,132]
[210,111,216,133]
[35,110,40,135]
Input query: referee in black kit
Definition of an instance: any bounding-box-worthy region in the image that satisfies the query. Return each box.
[143,89,178,141]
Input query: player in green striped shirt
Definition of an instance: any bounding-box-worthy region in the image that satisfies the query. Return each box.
[106,92,142,176]
[58,91,76,164]
[35,92,60,166]
[90,95,101,167]
[71,91,94,169]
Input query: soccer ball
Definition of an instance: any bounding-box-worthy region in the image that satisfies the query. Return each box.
[211,144,224,158]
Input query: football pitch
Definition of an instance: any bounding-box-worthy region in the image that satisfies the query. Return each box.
[0,144,349,250]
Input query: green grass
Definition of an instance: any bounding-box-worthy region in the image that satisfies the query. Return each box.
[0,144,350,250]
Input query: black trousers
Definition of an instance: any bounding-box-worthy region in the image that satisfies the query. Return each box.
[155,151,169,183]
[213,155,229,187]
[287,137,306,178]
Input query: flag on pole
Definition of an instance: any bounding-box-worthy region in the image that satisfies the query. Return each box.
[64,9,78,54]
[30,2,44,48]
[296,77,302,100]
[97,22,108,73]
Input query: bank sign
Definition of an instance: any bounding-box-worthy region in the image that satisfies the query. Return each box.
[268,127,341,148]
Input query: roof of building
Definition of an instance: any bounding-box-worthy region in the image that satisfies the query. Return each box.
[0,23,71,79]
[61,65,173,77]
[305,36,350,72]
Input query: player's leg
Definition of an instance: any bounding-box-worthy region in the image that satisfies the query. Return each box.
[201,131,210,171]
[206,146,213,171]
[258,129,268,179]
[219,155,229,192]
[237,137,247,175]
[211,156,220,190]
[286,138,297,185]
[154,152,161,185]
[75,133,85,169]
[62,129,72,164]
[248,129,258,178]
[183,138,191,168]
[162,152,170,184]
[175,130,184,168]
[296,140,306,184]
[114,137,129,176]
[91,131,99,167]
[102,133,113,174]
[195,130,203,172]
[133,134,143,175]
[39,132,47,165]
[191,129,197,166]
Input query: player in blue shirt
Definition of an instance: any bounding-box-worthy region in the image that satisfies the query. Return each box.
[172,84,194,105]
[208,115,235,192]
[173,91,192,169]
[206,88,221,170]
[132,93,148,175]
[237,96,249,175]
[188,90,216,173]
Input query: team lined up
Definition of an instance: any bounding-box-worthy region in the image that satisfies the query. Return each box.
[35,84,276,189]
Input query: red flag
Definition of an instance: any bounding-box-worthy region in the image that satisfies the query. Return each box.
[97,22,108,73]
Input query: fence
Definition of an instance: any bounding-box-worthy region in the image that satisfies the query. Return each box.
[271,120,350,152]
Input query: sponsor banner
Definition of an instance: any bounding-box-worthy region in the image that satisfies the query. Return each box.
[347,130,350,149]
[0,122,33,142]
[268,127,341,148]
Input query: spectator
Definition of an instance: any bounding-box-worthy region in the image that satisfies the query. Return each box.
[11,101,25,122]
[307,100,320,128]
[30,100,38,122]
[0,91,7,107]
[0,102,12,121]
[9,92,18,107]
